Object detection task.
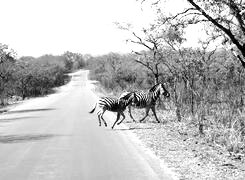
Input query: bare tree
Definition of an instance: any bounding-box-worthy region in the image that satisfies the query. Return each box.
[116,23,166,84]
[150,0,245,67]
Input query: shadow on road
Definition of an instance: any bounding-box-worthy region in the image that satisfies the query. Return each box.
[6,108,56,114]
[0,133,64,144]
[113,127,153,131]
[0,116,39,122]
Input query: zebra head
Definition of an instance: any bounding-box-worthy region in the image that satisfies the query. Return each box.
[160,83,170,98]
[150,83,170,98]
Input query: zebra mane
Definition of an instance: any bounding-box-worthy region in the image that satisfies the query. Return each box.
[119,91,133,101]
[149,83,161,92]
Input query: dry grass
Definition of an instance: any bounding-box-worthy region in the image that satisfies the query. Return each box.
[123,108,245,180]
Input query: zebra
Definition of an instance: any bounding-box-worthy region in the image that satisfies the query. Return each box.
[127,83,170,123]
[89,92,136,129]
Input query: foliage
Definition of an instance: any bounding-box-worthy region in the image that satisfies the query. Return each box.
[87,52,154,93]
[0,46,72,105]
[153,0,245,66]
[63,51,86,72]
[12,55,68,99]
[0,44,16,105]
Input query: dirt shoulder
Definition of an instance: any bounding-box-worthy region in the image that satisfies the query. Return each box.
[121,109,245,180]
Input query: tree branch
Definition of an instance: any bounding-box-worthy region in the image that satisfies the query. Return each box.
[134,58,155,73]
[186,0,244,51]
[231,48,245,68]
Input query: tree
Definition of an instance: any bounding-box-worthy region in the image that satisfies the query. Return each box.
[0,44,16,105]
[63,51,85,71]
[13,55,67,99]
[152,0,245,67]
[13,60,32,99]
[116,23,170,84]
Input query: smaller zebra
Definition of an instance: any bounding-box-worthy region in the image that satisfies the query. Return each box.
[89,92,136,129]
[128,83,170,123]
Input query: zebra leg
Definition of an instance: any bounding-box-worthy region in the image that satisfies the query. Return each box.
[100,110,107,127]
[128,106,136,122]
[139,107,150,123]
[117,112,126,125]
[97,113,102,126]
[112,113,120,129]
[151,106,160,123]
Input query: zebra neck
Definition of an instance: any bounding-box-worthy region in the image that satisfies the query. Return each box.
[151,90,160,102]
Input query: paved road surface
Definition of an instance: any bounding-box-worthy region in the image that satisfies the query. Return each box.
[0,70,176,180]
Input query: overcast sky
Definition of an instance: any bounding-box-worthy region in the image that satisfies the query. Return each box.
[0,0,199,57]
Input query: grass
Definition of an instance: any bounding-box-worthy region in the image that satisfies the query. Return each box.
[122,108,245,180]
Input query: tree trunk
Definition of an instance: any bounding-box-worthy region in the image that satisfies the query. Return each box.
[190,77,195,115]
[240,118,245,142]
[176,104,181,122]
[0,94,5,106]
[174,78,182,121]
[154,73,159,85]
[198,103,205,135]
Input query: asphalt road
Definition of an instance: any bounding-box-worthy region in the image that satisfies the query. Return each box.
[0,70,176,180]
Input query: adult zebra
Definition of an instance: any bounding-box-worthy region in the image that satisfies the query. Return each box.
[128,83,170,123]
[89,92,136,129]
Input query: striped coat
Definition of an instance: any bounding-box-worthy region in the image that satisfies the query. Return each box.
[89,92,135,129]
[128,83,170,123]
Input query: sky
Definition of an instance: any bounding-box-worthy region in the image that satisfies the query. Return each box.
[0,0,156,57]
[0,0,200,57]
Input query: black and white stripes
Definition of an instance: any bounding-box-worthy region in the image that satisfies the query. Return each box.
[128,83,170,123]
[89,83,170,128]
[89,92,135,129]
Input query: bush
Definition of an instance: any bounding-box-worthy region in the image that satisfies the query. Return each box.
[12,55,68,99]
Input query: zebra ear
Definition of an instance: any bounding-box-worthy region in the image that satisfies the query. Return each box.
[161,83,168,89]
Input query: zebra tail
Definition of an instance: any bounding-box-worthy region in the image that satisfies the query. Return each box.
[89,103,97,113]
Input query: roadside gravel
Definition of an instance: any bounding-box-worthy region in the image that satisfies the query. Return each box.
[123,109,245,180]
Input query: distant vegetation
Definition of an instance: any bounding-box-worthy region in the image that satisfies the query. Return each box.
[0,44,86,105]
[87,53,153,92]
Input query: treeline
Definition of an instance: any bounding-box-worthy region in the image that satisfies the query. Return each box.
[87,53,153,92]
[0,44,86,106]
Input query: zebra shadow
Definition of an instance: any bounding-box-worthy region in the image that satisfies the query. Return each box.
[6,108,56,114]
[113,127,153,131]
